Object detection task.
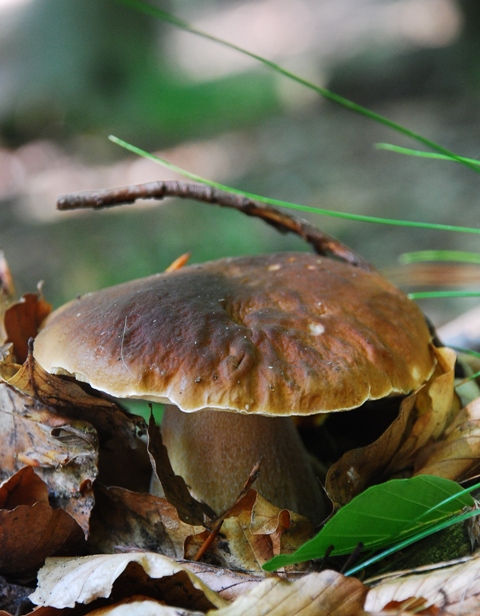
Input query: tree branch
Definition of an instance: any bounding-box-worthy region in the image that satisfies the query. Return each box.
[57,180,373,270]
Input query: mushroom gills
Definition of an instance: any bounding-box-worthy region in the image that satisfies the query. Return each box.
[160,404,326,523]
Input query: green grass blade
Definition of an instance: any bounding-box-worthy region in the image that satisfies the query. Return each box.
[112,0,479,173]
[376,143,480,167]
[451,347,480,361]
[345,506,480,577]
[400,251,480,265]
[109,136,480,236]
[408,291,480,300]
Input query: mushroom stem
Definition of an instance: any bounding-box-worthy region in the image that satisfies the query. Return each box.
[161,404,326,523]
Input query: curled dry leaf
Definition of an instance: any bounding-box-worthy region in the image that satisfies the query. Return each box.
[414,396,480,481]
[148,416,214,526]
[0,467,86,578]
[4,291,51,363]
[30,553,228,611]
[364,553,480,615]
[185,489,313,573]
[0,464,48,509]
[89,484,205,559]
[326,347,459,506]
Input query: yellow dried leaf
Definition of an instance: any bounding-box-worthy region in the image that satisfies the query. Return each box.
[211,569,367,616]
[364,554,480,615]
[326,347,459,506]
[415,396,480,480]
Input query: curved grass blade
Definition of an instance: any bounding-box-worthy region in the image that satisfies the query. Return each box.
[113,0,479,173]
[109,136,480,236]
[262,476,474,572]
[400,251,480,265]
[376,143,480,168]
[408,291,480,300]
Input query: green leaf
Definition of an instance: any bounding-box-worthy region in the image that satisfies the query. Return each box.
[262,476,474,572]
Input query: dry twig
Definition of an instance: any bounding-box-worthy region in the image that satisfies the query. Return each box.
[57,181,372,270]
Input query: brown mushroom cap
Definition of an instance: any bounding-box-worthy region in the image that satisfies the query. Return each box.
[34,252,434,415]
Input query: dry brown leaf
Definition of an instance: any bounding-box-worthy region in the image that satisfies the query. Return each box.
[4,292,51,363]
[211,569,367,616]
[30,554,228,611]
[4,353,151,493]
[0,382,97,533]
[185,490,313,573]
[326,347,459,506]
[363,596,442,615]
[89,484,205,559]
[0,471,86,578]
[148,417,213,526]
[414,396,480,480]
[364,554,480,615]
[0,465,48,508]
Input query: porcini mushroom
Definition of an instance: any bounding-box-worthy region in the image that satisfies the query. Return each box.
[33,252,435,523]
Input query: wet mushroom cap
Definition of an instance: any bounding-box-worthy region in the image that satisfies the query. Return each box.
[33,252,435,415]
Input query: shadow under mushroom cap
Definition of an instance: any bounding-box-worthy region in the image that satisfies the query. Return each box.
[33,252,435,416]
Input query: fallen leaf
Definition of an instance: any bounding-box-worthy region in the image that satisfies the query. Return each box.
[414,396,480,481]
[0,465,48,509]
[148,416,213,526]
[4,291,51,363]
[30,553,228,611]
[364,553,480,615]
[3,352,151,493]
[366,596,442,615]
[186,490,313,572]
[0,469,86,578]
[212,569,367,616]
[179,562,262,602]
[87,596,204,615]
[0,382,97,533]
[89,484,205,559]
[326,347,459,506]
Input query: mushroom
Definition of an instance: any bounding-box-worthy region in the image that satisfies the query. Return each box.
[33,252,435,523]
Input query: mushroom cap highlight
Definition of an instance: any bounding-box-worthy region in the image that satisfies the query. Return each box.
[34,252,435,415]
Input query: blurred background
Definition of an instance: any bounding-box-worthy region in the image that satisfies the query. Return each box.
[1,0,480,332]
